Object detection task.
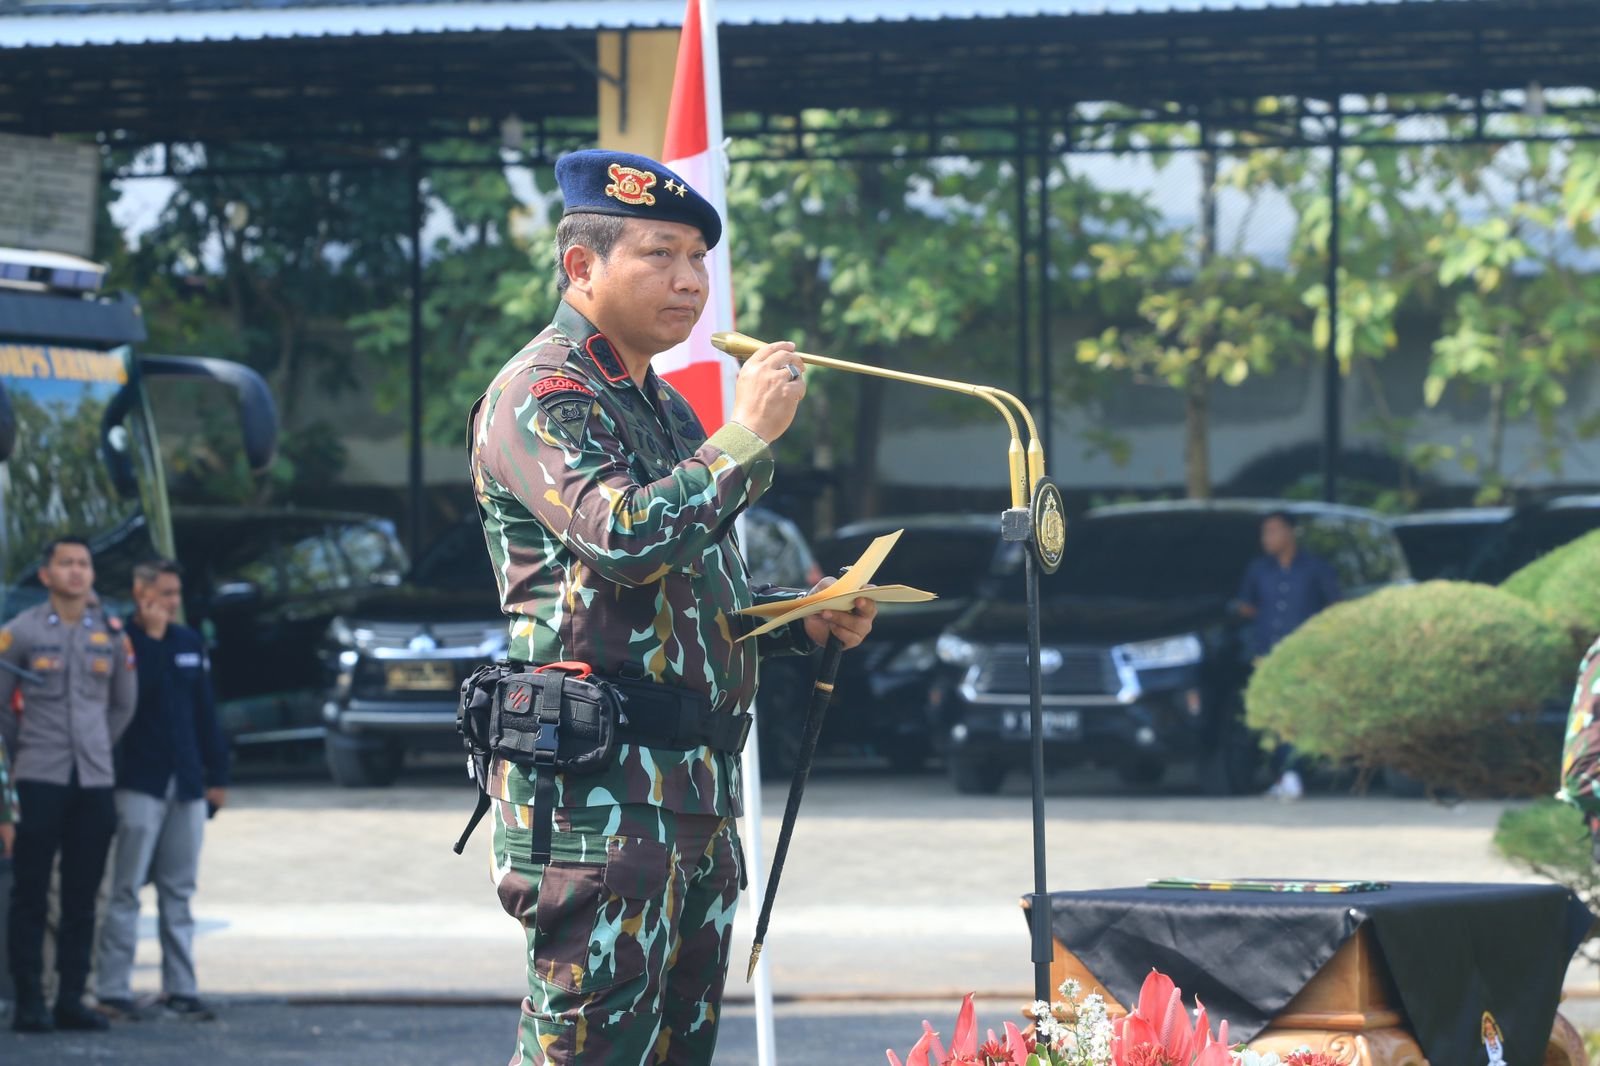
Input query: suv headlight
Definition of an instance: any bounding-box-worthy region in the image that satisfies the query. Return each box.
[1115,634,1202,670]
[328,616,356,649]
[883,640,937,674]
[936,634,978,667]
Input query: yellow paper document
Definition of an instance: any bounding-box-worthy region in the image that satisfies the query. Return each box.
[736,529,937,641]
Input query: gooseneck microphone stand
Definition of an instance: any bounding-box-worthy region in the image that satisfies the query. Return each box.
[712,331,1065,1004]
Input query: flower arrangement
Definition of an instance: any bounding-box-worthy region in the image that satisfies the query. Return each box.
[886,972,1340,1066]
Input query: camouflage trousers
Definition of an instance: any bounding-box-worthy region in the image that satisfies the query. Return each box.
[491,798,745,1066]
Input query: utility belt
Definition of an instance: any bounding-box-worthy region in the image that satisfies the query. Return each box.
[452,660,751,863]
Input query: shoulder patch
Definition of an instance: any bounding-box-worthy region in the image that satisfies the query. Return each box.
[532,375,599,426]
[531,376,596,401]
[0,630,12,654]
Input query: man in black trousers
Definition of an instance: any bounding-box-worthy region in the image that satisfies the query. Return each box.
[0,537,137,1032]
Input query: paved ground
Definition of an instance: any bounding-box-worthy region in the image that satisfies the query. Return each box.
[2,752,1595,1063]
[167,756,1557,1001]
[0,1000,960,1064]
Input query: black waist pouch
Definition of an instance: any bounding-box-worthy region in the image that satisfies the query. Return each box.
[454,660,621,863]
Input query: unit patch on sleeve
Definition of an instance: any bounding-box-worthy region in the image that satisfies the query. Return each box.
[532,376,598,425]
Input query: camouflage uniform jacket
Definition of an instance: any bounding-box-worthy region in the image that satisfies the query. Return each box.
[1560,634,1600,816]
[469,301,813,819]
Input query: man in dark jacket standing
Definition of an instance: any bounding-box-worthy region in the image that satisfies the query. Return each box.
[94,559,228,1021]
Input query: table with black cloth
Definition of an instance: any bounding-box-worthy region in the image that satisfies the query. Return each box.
[1029,882,1593,1066]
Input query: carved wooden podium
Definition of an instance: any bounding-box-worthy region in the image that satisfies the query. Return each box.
[1050,929,1586,1066]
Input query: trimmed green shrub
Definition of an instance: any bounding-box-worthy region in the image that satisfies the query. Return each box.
[1245,581,1571,797]
[1493,799,1600,939]
[1500,529,1600,651]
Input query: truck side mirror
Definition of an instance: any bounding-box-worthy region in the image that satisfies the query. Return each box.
[139,355,280,472]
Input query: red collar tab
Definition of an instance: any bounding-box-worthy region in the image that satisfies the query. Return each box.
[584,334,631,385]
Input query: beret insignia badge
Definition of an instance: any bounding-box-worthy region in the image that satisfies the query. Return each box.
[605,164,657,207]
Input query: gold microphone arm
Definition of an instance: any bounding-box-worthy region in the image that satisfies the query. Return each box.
[711,331,1044,509]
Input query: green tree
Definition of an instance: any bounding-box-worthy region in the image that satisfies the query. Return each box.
[348,150,559,448]
[107,147,416,500]
[1076,145,1307,498]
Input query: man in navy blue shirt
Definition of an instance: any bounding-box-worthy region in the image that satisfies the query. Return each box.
[94,559,229,1021]
[1234,511,1341,799]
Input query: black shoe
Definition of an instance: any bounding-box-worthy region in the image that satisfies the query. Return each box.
[54,1001,111,1031]
[163,995,216,1021]
[12,999,54,1033]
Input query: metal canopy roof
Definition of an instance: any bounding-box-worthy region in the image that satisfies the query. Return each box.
[0,0,1595,148]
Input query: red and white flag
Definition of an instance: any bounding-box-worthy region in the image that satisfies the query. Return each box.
[659,0,738,432]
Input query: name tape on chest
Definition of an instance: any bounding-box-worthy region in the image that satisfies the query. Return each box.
[175,652,204,668]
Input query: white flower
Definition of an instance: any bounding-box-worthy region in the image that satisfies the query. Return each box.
[1059,978,1083,1001]
[1029,1000,1054,1021]
[1232,1052,1283,1066]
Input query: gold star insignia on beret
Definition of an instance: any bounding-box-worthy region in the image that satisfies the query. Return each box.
[664,178,688,197]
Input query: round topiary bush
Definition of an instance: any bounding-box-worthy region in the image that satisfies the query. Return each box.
[1244,581,1572,797]
[1501,529,1600,651]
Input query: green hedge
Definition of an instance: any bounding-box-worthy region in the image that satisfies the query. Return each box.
[1493,799,1600,922]
[1245,581,1571,796]
[1501,529,1600,652]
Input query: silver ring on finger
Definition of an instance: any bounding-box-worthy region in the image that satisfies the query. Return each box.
[786,363,802,383]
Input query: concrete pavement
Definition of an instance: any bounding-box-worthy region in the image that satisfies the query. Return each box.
[144,759,1560,1001]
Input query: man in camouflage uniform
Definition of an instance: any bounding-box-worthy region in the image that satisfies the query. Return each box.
[1559,635,1600,818]
[0,745,15,858]
[468,149,876,1065]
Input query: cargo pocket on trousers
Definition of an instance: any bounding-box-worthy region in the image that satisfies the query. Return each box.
[532,834,672,996]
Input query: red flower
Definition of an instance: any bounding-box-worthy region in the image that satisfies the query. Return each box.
[1284,1053,1339,1066]
[1113,971,1234,1066]
[887,996,1031,1066]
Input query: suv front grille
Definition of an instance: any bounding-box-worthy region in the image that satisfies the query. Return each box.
[973,646,1115,697]
[353,620,497,651]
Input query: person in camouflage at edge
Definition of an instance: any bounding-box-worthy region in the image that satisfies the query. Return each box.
[468,149,877,1066]
[1559,635,1600,818]
[0,744,15,860]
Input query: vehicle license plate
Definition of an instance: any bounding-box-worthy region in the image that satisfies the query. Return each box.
[385,661,456,692]
[1001,709,1081,740]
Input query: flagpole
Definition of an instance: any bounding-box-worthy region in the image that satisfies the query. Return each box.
[698,0,777,1060]
[699,0,738,422]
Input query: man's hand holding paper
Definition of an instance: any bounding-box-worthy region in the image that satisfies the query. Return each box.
[739,530,937,647]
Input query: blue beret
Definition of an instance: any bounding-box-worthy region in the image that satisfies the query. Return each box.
[555,149,723,250]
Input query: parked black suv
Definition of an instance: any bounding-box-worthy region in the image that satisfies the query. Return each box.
[929,500,1411,795]
[172,506,408,750]
[810,515,1011,771]
[321,508,824,786]
[1462,495,1600,584]
[1389,507,1510,581]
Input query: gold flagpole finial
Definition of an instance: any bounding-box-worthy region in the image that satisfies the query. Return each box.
[746,943,763,982]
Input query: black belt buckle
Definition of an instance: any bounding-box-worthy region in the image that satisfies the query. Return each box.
[533,716,560,764]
